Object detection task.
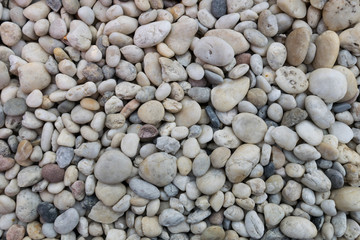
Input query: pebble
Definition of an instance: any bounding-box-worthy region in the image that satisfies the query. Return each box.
[332,187,360,211]
[159,209,185,227]
[139,152,177,187]
[245,210,264,239]
[201,226,225,240]
[134,21,171,48]
[232,113,267,144]
[129,178,160,200]
[37,202,58,223]
[54,208,79,234]
[285,27,311,66]
[305,95,335,129]
[94,150,133,184]
[18,62,51,93]
[194,36,234,66]
[211,77,249,112]
[275,66,308,94]
[280,216,317,239]
[322,0,360,31]
[325,169,344,189]
[16,189,41,223]
[313,31,340,69]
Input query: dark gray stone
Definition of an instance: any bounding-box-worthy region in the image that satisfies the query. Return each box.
[81,195,98,210]
[56,147,74,168]
[325,169,344,189]
[204,70,224,85]
[37,202,58,223]
[211,0,227,19]
[332,103,351,113]
[316,159,333,169]
[4,98,26,116]
[311,216,324,230]
[205,105,221,129]
[57,100,75,113]
[0,105,4,128]
[102,65,115,79]
[264,162,275,179]
[262,228,289,240]
[7,135,18,153]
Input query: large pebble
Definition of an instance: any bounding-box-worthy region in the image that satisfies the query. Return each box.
[280,216,317,239]
[54,208,79,234]
[159,209,185,227]
[66,20,92,51]
[175,97,201,127]
[271,126,299,151]
[16,189,41,222]
[323,0,360,31]
[305,95,335,129]
[285,28,311,66]
[139,152,177,187]
[309,68,347,103]
[332,187,360,211]
[94,150,133,184]
[225,144,260,183]
[245,211,264,239]
[18,62,51,93]
[275,66,308,94]
[138,100,164,124]
[277,0,306,18]
[134,21,171,48]
[205,29,250,55]
[313,31,340,69]
[196,168,226,195]
[211,77,249,112]
[129,178,160,200]
[194,36,234,66]
[232,113,267,144]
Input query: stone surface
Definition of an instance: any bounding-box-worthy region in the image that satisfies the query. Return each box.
[94,150,133,184]
[280,216,317,239]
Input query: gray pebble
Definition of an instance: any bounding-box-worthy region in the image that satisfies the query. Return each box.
[337,50,357,67]
[332,162,346,177]
[159,209,185,227]
[16,189,41,222]
[102,65,115,79]
[58,101,76,113]
[188,125,202,138]
[205,106,221,129]
[82,63,104,82]
[156,136,180,155]
[332,103,351,113]
[4,98,26,116]
[56,146,75,168]
[0,105,5,127]
[7,135,18,153]
[262,228,288,240]
[46,0,62,12]
[135,86,156,103]
[211,0,226,18]
[129,178,160,200]
[204,70,224,85]
[188,87,211,103]
[316,159,333,169]
[164,183,179,197]
[0,140,11,157]
[325,169,344,189]
[54,208,79,234]
[187,209,211,224]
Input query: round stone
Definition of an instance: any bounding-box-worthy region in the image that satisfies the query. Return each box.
[138,100,165,125]
[309,68,347,103]
[139,152,177,187]
[196,168,226,195]
[94,150,133,184]
[275,66,308,94]
[18,62,51,94]
[232,113,267,144]
[201,226,225,240]
[194,36,234,66]
[4,98,26,116]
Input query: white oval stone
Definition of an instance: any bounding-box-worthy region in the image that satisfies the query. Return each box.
[275,66,308,94]
[134,21,171,48]
[280,216,317,239]
[309,68,347,103]
[194,36,234,66]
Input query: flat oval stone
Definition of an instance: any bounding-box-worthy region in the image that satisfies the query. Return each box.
[129,178,160,200]
[134,21,171,48]
[305,95,335,129]
[275,66,308,94]
[53,208,79,234]
[139,152,177,187]
[194,36,234,66]
[4,98,26,116]
[280,216,317,239]
[94,150,133,184]
[232,113,267,144]
[211,77,250,112]
[205,29,250,55]
[323,0,360,31]
[196,168,226,195]
[309,68,347,103]
[42,164,65,183]
[159,209,185,227]
[285,27,311,66]
[313,31,340,69]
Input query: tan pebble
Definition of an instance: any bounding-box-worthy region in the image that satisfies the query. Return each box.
[80,98,100,111]
[137,100,165,125]
[285,28,311,66]
[313,31,339,69]
[26,221,44,240]
[14,140,33,166]
[323,0,360,31]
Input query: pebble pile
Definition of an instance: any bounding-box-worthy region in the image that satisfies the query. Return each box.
[1,0,360,239]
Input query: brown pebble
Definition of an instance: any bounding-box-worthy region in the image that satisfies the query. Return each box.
[42,163,65,183]
[246,88,267,108]
[6,224,25,240]
[120,99,141,118]
[138,124,159,141]
[189,78,208,87]
[236,53,251,65]
[14,140,33,166]
[0,155,15,171]
[70,180,85,201]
